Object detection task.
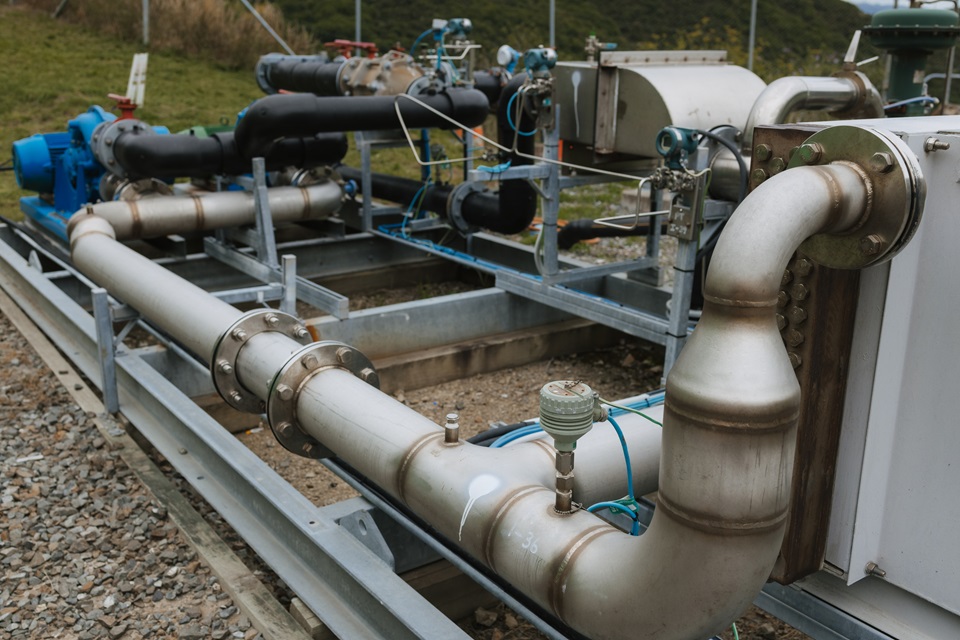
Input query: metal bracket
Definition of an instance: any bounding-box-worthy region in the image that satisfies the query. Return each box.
[92,288,119,414]
[337,509,396,569]
[266,340,379,459]
[251,157,280,268]
[211,309,311,413]
[667,202,696,240]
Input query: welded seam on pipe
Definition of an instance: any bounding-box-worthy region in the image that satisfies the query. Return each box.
[480,485,544,569]
[396,433,444,503]
[655,494,789,535]
[191,195,205,230]
[665,401,799,433]
[548,526,615,619]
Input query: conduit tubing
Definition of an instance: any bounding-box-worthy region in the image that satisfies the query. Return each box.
[234,89,489,159]
[65,156,901,639]
[76,182,343,241]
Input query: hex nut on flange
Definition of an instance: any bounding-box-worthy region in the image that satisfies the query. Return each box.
[211,309,312,413]
[798,143,823,165]
[266,341,379,459]
[860,234,884,256]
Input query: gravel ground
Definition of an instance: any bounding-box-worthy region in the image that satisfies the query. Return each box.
[0,222,809,639]
[0,311,262,640]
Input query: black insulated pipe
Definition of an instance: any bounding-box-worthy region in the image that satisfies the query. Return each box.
[472,70,507,108]
[234,89,490,160]
[334,76,539,235]
[474,73,537,234]
[111,131,349,180]
[337,166,454,213]
[257,56,344,96]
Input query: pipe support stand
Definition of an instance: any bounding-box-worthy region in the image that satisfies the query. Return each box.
[211,309,310,413]
[267,340,379,459]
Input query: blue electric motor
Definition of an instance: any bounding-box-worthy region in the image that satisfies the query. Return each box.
[11,106,168,240]
[12,106,115,227]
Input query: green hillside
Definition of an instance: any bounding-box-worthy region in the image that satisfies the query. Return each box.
[276,0,876,80]
[0,6,263,219]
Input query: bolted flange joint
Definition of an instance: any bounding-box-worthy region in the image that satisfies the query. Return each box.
[211,309,312,413]
[266,340,379,459]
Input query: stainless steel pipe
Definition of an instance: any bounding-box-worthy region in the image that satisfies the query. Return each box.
[742,74,883,152]
[75,182,343,241]
[69,215,243,362]
[66,129,921,639]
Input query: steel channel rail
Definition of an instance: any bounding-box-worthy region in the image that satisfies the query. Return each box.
[0,227,469,640]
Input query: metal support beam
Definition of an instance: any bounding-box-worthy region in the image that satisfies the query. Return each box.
[252,158,280,268]
[204,239,349,319]
[496,270,678,344]
[92,288,119,414]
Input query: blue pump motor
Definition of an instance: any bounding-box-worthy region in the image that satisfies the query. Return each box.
[12,106,115,222]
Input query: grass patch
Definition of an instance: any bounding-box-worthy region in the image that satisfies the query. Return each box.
[0,5,263,219]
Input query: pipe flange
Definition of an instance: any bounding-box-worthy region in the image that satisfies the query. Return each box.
[211,309,312,413]
[266,341,380,459]
[447,180,486,235]
[788,125,925,269]
[90,119,155,179]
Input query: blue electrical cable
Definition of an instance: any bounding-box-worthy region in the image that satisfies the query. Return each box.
[489,423,543,448]
[884,96,939,110]
[506,91,538,137]
[400,181,429,238]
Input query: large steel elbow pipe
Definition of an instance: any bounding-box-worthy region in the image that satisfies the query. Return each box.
[234,89,490,159]
[742,74,884,153]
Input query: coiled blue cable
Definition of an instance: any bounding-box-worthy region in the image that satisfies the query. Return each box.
[506,91,538,137]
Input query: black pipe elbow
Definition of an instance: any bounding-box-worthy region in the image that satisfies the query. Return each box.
[472,70,506,108]
[234,89,490,159]
[464,73,537,235]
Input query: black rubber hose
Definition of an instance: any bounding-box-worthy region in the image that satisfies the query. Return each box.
[260,58,343,95]
[234,89,490,159]
[112,131,348,179]
[556,218,659,250]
